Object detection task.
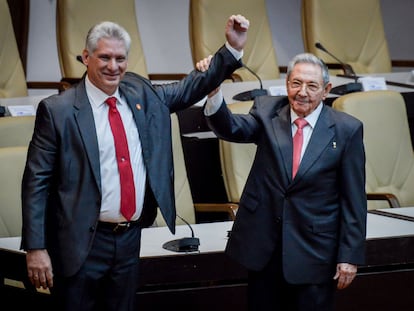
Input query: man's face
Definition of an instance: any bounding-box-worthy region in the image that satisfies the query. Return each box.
[82,37,128,95]
[286,63,332,117]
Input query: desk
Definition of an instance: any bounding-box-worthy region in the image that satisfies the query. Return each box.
[0,95,49,117]
[1,209,414,310]
[177,73,414,203]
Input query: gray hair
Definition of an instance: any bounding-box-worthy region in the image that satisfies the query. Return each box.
[85,21,131,54]
[287,53,330,86]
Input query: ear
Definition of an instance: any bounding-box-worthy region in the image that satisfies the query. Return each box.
[322,82,332,99]
[81,49,89,66]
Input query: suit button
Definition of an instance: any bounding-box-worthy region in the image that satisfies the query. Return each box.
[275,217,281,224]
[89,226,95,232]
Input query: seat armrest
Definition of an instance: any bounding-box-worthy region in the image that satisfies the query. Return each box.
[194,203,238,221]
[367,192,400,208]
[391,60,414,68]
[148,73,187,81]
[26,81,71,93]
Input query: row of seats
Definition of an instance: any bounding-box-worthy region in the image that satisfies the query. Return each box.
[2,0,414,238]
[3,0,414,100]
[0,116,33,237]
[55,0,414,82]
[3,89,414,239]
[0,114,237,238]
[222,90,414,211]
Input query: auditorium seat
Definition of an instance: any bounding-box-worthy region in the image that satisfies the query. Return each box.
[0,0,68,98]
[56,0,186,83]
[155,114,237,227]
[333,90,414,209]
[0,146,28,237]
[301,0,414,74]
[0,116,35,147]
[218,102,256,206]
[189,0,281,82]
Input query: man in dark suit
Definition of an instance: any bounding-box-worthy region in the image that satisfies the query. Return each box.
[199,53,367,310]
[21,15,249,310]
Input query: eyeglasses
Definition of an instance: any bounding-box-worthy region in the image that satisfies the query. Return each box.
[288,80,322,93]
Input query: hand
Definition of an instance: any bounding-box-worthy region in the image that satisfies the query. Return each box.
[196,55,221,98]
[196,55,213,72]
[225,14,250,51]
[26,249,54,289]
[334,263,357,289]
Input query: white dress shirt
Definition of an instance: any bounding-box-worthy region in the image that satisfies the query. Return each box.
[85,76,146,222]
[290,103,322,161]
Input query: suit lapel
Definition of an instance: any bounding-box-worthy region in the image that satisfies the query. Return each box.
[272,104,294,183]
[73,82,102,191]
[120,83,151,164]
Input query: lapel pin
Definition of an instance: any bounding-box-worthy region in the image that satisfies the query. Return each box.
[136,103,141,110]
[333,141,337,149]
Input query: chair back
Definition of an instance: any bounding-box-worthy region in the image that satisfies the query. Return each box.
[0,146,28,237]
[155,113,196,226]
[0,0,28,98]
[333,90,414,209]
[189,0,280,81]
[56,0,149,79]
[301,0,392,74]
[219,102,256,203]
[0,116,35,147]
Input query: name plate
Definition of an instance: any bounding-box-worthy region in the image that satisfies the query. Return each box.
[358,76,387,91]
[268,85,287,96]
[7,105,36,116]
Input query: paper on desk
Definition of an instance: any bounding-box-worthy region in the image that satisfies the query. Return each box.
[408,70,414,84]
[7,105,36,116]
[268,85,287,96]
[358,76,387,91]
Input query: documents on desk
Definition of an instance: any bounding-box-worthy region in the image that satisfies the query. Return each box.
[7,105,36,116]
[409,70,414,84]
[0,95,45,116]
[358,76,387,91]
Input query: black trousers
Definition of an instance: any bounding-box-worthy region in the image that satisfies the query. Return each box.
[51,224,142,311]
[248,247,336,311]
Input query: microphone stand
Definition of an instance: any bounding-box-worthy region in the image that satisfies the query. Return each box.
[315,42,362,95]
[162,215,200,252]
[232,64,268,101]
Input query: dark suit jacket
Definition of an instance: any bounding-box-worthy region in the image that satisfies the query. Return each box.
[21,46,241,277]
[207,95,367,284]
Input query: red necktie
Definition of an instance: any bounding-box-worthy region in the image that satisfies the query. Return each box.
[105,97,136,221]
[292,118,308,178]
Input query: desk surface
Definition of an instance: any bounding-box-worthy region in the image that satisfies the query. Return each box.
[1,208,414,257]
[377,206,414,217]
[222,73,414,105]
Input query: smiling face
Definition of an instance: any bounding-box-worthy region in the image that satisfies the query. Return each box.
[286,62,332,117]
[82,37,128,95]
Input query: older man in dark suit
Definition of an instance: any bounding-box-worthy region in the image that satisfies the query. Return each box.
[21,15,249,310]
[199,53,367,311]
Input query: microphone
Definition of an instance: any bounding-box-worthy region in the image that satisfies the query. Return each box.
[232,64,268,101]
[162,214,200,252]
[76,55,83,64]
[314,42,362,95]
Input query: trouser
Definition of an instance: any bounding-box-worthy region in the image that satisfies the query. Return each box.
[51,223,142,311]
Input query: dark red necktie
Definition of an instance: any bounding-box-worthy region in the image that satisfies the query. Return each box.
[292,118,308,178]
[105,97,136,221]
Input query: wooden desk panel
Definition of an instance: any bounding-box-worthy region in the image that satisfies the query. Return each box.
[1,213,414,310]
